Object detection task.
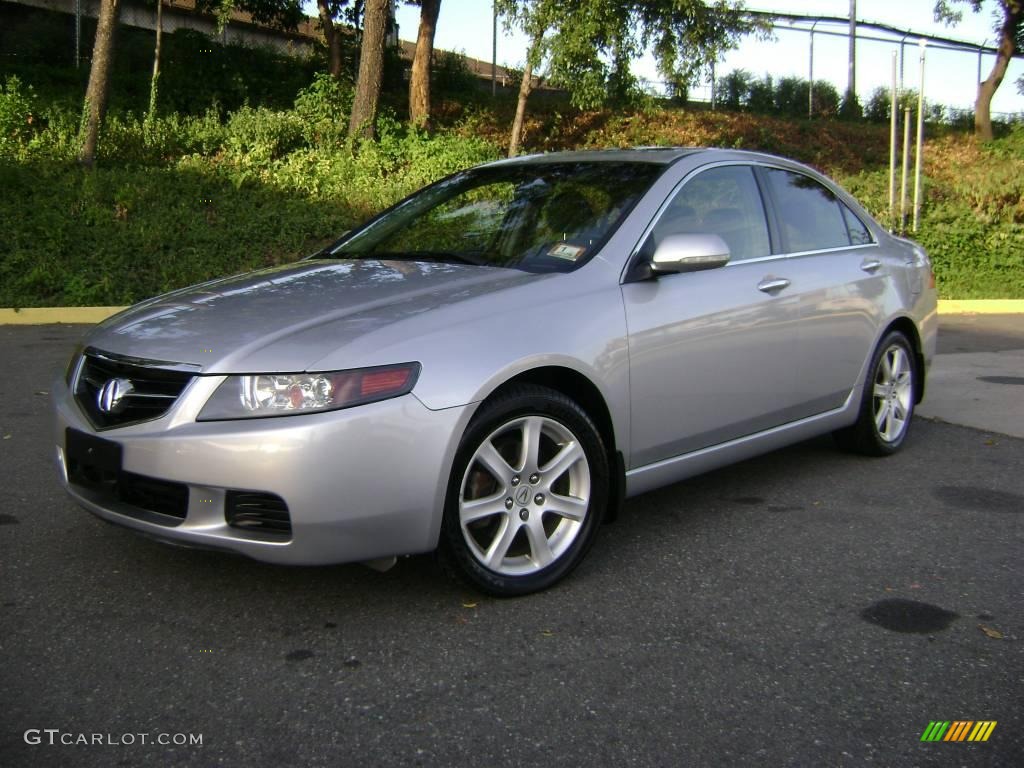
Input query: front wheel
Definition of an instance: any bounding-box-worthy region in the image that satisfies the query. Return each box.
[834,330,917,456]
[439,385,609,596]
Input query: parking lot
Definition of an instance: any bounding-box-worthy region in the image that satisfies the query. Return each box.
[1,318,1021,767]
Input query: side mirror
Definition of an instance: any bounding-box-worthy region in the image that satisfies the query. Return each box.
[650,233,731,274]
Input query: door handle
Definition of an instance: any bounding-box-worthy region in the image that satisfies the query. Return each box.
[757,278,791,293]
[860,258,883,273]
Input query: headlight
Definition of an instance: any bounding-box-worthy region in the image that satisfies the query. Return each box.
[196,363,420,421]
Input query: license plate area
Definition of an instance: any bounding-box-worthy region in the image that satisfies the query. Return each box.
[64,428,189,525]
[66,428,122,494]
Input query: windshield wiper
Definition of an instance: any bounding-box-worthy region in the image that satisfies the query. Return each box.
[356,251,489,267]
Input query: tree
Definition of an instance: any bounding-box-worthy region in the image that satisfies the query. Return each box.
[146,0,164,126]
[499,0,764,157]
[409,0,442,127]
[311,1,367,80]
[935,0,1023,140]
[317,0,346,79]
[501,2,552,157]
[348,0,389,139]
[79,0,122,167]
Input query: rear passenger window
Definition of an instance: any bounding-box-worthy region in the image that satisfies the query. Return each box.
[650,165,770,262]
[841,204,873,245]
[763,168,851,253]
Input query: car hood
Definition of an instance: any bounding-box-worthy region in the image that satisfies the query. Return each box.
[86,259,538,373]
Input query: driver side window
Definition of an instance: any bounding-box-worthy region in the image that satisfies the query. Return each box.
[648,165,771,263]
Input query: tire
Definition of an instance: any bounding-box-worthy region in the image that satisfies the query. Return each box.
[438,384,609,597]
[834,330,917,456]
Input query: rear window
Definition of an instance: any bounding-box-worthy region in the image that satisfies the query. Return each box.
[763,168,853,253]
[841,204,874,245]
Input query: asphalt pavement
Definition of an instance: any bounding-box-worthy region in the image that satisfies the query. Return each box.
[919,314,1024,438]
[0,318,1021,768]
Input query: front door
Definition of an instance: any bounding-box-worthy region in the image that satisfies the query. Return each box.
[622,164,803,469]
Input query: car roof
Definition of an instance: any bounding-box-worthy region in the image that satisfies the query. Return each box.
[485,148,702,167]
[484,147,815,169]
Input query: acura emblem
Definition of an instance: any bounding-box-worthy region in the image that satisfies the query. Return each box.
[97,378,134,414]
[515,486,531,506]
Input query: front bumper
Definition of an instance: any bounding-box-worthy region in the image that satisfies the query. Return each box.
[54,374,473,565]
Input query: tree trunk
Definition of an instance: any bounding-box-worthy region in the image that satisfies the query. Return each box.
[79,0,122,167]
[409,0,441,128]
[348,0,388,140]
[508,38,542,157]
[147,0,163,121]
[317,0,343,80]
[974,3,1020,141]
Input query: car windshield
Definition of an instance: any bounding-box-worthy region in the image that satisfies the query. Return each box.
[318,162,664,272]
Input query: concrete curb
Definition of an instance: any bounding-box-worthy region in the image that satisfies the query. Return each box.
[935,300,1024,315]
[2,300,1023,325]
[0,307,126,325]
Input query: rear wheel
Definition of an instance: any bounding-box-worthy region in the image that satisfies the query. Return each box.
[439,385,608,596]
[835,330,916,456]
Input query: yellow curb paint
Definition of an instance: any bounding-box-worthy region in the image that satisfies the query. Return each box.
[937,300,1024,315]
[0,307,126,325]
[1,299,1022,325]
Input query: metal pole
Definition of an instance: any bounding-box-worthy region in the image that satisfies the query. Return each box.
[75,0,82,68]
[889,50,898,227]
[808,23,816,119]
[847,0,857,103]
[491,2,497,97]
[899,33,909,92]
[913,42,926,233]
[900,106,911,234]
[710,59,717,110]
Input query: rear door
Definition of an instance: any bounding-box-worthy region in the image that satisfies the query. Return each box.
[622,164,804,469]
[757,167,887,416]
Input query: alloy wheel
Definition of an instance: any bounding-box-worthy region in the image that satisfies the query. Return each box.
[458,415,591,576]
[873,344,914,443]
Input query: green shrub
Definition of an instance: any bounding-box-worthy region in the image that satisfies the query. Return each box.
[432,49,479,99]
[293,73,352,147]
[917,206,1024,299]
[0,76,37,157]
[716,70,839,120]
[747,75,774,113]
[774,77,808,118]
[719,70,751,111]
[224,106,306,162]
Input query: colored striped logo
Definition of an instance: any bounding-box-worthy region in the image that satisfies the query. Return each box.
[920,721,997,742]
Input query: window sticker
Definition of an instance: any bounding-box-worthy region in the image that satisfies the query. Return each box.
[548,243,586,261]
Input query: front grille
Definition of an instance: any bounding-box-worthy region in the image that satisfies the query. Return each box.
[225,491,292,538]
[74,349,196,430]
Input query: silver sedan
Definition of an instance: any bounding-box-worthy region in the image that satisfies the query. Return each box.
[54,148,937,596]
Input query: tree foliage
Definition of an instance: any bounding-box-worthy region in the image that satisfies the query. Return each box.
[194,0,306,30]
[498,0,766,155]
[935,0,1022,139]
[501,0,764,110]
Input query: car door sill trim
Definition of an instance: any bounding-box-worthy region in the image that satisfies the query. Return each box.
[624,394,856,498]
